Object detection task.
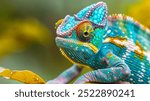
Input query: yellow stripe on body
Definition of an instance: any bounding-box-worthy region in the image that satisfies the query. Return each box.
[103,37,145,59]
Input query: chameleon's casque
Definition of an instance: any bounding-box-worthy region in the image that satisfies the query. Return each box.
[51,1,150,84]
[56,2,107,66]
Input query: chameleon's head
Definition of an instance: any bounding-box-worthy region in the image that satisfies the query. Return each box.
[55,2,108,65]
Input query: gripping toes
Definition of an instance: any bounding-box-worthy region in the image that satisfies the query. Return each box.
[74,67,130,84]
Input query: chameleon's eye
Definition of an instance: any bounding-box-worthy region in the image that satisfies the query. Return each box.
[76,21,93,42]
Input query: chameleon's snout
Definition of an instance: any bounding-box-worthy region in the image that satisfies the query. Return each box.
[55,37,98,54]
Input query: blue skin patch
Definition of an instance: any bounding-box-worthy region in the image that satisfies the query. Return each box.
[58,2,107,34]
[60,16,79,33]
[76,4,93,19]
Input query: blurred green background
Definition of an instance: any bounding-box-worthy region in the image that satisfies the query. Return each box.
[0,0,149,83]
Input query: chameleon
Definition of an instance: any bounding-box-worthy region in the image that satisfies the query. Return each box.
[47,1,150,84]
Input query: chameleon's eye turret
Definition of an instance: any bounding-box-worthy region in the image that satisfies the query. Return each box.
[76,21,93,42]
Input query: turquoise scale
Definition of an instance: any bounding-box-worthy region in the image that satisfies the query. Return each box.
[104,17,150,84]
[76,4,93,19]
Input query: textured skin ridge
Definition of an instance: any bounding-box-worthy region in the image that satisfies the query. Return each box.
[108,14,150,35]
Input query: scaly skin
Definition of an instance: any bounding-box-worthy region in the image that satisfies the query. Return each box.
[47,2,150,84]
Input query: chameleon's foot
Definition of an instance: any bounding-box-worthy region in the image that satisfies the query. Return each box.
[74,64,130,84]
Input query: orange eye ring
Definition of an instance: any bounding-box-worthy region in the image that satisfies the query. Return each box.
[76,21,93,42]
[76,21,93,33]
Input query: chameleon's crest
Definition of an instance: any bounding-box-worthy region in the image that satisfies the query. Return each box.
[56,2,108,37]
[75,2,108,26]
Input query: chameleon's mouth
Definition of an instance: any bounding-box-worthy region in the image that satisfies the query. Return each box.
[55,36,98,64]
[55,37,98,54]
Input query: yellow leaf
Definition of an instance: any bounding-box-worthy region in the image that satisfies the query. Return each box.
[0,67,45,84]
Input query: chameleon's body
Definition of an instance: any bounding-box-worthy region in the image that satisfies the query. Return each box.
[47,2,150,84]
